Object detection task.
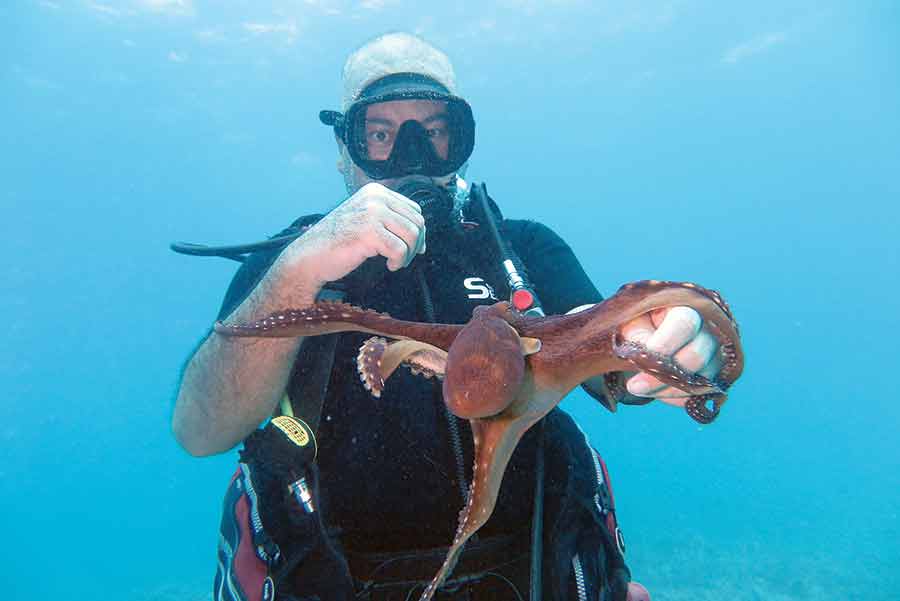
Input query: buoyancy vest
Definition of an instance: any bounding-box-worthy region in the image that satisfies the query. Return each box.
[197,184,631,601]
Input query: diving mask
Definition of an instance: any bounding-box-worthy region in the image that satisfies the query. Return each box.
[320,73,475,180]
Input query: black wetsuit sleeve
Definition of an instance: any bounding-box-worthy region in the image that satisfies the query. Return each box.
[216,214,325,321]
[504,219,603,315]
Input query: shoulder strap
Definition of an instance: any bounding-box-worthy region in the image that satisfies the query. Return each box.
[282,287,344,435]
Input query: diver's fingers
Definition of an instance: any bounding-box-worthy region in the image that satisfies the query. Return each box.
[657,329,720,393]
[625,308,705,398]
[383,209,425,260]
[370,189,426,264]
[644,306,702,356]
[649,307,668,328]
[383,189,425,226]
[653,392,686,407]
[383,189,427,255]
[354,182,419,219]
[650,342,722,407]
[673,328,718,375]
[620,312,655,345]
[383,185,423,214]
[622,313,665,397]
[376,225,414,272]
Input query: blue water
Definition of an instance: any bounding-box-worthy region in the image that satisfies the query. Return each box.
[4,2,898,599]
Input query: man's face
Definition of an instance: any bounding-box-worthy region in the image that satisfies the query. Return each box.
[339,98,455,193]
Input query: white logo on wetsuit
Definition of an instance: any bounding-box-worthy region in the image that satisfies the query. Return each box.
[463,277,498,300]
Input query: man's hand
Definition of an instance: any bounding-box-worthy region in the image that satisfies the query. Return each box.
[174,183,427,456]
[620,306,722,407]
[280,182,427,287]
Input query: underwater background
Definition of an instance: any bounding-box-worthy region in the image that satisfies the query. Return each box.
[4,1,899,599]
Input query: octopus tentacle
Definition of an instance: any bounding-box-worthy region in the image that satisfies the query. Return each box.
[357,337,447,397]
[685,393,725,424]
[419,408,536,601]
[612,335,730,424]
[511,280,744,401]
[357,337,388,396]
[612,336,723,394]
[706,318,743,386]
[215,301,462,350]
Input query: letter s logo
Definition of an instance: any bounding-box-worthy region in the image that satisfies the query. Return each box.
[464,277,496,300]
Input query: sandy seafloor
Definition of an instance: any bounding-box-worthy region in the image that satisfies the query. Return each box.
[4,2,898,599]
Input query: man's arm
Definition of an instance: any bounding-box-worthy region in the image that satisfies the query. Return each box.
[173,245,320,456]
[172,183,427,456]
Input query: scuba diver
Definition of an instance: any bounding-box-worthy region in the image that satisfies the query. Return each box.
[173,32,721,601]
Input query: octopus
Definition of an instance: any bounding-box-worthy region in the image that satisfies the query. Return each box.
[215,280,744,601]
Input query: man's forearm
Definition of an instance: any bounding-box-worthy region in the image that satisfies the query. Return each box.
[172,253,320,456]
[172,186,427,455]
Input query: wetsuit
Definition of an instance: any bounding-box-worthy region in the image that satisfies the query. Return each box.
[215,213,631,601]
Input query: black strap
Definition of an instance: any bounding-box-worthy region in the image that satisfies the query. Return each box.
[285,288,345,434]
[529,421,546,601]
[170,214,325,264]
[170,233,303,263]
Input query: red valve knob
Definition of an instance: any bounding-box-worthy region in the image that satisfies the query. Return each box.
[512,289,535,311]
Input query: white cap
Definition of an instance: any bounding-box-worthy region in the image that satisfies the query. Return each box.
[341,32,459,111]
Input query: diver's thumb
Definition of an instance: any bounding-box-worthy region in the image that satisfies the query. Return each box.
[627,582,651,601]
